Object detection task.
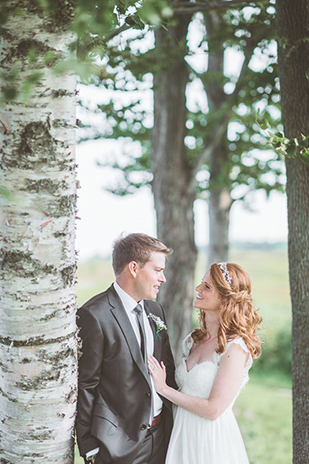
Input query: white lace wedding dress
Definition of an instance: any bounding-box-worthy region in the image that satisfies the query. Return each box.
[165,334,252,464]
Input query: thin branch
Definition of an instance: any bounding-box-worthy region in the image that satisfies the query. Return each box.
[231,184,256,201]
[191,114,230,180]
[174,0,261,15]
[230,32,268,98]
[175,0,256,6]
[105,24,131,43]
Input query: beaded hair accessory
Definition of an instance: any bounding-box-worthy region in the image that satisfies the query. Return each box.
[217,262,232,287]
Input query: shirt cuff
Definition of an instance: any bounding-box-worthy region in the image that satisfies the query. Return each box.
[85,448,100,459]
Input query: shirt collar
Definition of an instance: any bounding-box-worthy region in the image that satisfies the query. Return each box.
[113,281,144,313]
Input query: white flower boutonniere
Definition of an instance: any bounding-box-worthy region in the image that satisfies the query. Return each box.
[148,313,167,340]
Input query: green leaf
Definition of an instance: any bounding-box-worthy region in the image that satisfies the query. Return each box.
[298,133,309,148]
[125,14,145,30]
[258,120,271,131]
[284,140,298,159]
[299,148,309,165]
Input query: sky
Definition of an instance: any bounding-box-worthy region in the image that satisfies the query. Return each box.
[75,139,288,260]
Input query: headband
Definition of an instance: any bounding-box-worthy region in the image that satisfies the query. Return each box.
[217,262,232,287]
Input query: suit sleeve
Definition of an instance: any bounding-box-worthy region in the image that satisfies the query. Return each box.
[76,306,104,456]
[160,304,177,391]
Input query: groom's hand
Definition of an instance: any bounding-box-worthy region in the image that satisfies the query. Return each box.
[86,454,97,464]
[86,453,98,463]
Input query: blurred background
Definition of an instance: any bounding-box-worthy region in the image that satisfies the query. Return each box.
[74,4,291,462]
[74,138,291,464]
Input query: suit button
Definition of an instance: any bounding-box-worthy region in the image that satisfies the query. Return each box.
[145,393,151,397]
[141,424,147,430]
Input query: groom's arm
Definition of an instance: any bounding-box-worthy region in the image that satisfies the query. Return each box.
[76,305,103,457]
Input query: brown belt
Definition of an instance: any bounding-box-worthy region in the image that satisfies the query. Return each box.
[148,413,162,429]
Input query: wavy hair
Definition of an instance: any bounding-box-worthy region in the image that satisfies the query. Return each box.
[192,263,262,358]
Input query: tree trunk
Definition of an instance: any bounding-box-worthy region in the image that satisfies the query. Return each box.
[204,12,232,265]
[152,14,197,361]
[276,2,309,462]
[208,184,232,266]
[0,3,77,463]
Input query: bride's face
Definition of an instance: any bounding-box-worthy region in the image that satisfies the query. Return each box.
[194,270,221,313]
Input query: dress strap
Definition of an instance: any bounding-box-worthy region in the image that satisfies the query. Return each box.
[182,332,194,358]
[219,337,253,370]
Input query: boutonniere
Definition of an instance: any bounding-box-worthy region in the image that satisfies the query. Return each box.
[148,313,167,340]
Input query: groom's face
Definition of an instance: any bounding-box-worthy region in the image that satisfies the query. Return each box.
[135,251,166,301]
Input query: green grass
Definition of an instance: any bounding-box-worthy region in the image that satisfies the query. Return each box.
[76,257,114,307]
[236,377,292,464]
[74,249,292,464]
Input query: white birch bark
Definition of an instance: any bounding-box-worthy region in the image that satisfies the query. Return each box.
[0,3,77,463]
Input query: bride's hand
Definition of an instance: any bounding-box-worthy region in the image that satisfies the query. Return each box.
[148,355,167,394]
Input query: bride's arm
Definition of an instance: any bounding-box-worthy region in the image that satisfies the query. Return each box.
[148,344,248,421]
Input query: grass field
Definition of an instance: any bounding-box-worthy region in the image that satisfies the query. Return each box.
[74,248,292,464]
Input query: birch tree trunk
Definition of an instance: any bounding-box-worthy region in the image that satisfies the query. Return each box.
[276,2,309,461]
[0,2,77,463]
[152,14,197,361]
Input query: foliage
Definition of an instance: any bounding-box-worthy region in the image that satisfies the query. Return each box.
[78,0,286,206]
[0,0,172,101]
[255,326,292,376]
[256,111,309,165]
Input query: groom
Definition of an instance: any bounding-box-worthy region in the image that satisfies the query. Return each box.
[76,233,176,464]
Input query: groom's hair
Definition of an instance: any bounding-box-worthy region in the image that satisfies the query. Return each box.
[112,233,172,276]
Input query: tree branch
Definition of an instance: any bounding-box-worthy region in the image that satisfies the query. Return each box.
[230,31,268,99]
[105,24,131,43]
[191,114,230,180]
[174,0,264,15]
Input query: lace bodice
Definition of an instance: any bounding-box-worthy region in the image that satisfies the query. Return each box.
[175,333,252,402]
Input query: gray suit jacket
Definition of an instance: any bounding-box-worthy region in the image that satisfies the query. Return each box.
[76,285,176,463]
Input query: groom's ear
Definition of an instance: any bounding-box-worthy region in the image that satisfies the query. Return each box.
[128,261,138,278]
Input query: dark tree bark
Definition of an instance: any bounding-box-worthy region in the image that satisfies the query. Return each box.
[152,13,197,360]
[204,11,232,265]
[276,1,309,462]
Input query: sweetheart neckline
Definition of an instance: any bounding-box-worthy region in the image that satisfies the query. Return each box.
[183,358,217,374]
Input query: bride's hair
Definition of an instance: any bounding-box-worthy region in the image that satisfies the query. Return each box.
[192,263,262,358]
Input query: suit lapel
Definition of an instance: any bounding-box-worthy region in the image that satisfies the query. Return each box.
[107,286,151,387]
[144,301,162,361]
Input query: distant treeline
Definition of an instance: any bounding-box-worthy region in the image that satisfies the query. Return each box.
[199,242,287,253]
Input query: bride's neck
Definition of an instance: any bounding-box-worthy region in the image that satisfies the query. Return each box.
[203,313,220,340]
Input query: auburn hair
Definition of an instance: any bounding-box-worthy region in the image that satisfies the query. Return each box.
[192,263,262,358]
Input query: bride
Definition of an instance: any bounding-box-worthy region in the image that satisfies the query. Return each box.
[148,262,262,464]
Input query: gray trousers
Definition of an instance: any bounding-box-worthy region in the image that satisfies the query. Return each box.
[133,420,165,464]
[94,420,166,464]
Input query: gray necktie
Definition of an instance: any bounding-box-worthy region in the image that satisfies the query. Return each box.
[134,303,154,424]
[134,303,147,364]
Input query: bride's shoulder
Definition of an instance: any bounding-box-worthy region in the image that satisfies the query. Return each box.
[225,336,250,353]
[220,336,253,369]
